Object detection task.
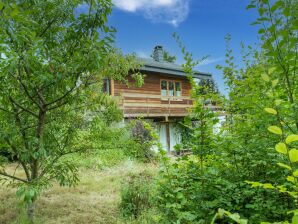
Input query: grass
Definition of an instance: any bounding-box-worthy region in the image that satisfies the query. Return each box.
[0,160,158,224]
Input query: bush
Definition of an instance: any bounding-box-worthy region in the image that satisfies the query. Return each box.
[120,171,154,219]
[155,155,294,223]
[71,118,158,169]
[124,120,158,163]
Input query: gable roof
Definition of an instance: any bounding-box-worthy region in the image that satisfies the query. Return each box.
[138,57,212,79]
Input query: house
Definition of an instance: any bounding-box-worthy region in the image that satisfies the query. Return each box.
[108,46,213,152]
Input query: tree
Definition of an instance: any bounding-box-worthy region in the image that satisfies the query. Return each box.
[150,49,177,63]
[155,1,298,222]
[216,0,298,221]
[0,0,141,222]
[163,50,176,63]
[197,78,219,95]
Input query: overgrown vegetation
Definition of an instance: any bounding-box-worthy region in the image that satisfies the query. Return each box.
[71,119,158,169]
[1,0,298,223]
[118,0,298,223]
[0,161,158,224]
[0,0,144,222]
[120,171,154,219]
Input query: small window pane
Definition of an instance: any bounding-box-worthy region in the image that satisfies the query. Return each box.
[102,78,110,95]
[175,82,181,97]
[161,80,167,96]
[169,81,174,96]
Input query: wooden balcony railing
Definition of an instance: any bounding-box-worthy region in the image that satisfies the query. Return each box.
[114,93,222,118]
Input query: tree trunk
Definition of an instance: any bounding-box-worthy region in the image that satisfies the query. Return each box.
[27,201,35,224]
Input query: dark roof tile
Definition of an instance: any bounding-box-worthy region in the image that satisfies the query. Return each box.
[138,57,212,79]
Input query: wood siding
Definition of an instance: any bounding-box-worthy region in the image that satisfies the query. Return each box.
[113,72,193,118]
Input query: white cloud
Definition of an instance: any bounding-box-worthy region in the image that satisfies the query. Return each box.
[198,57,223,66]
[113,0,190,26]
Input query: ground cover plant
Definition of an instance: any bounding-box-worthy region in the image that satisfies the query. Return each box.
[0,160,158,224]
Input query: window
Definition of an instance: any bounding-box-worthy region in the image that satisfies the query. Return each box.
[175,82,181,97]
[161,80,167,96]
[168,81,174,96]
[102,78,111,95]
[160,80,182,97]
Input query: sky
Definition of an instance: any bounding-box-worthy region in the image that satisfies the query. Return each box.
[108,0,260,95]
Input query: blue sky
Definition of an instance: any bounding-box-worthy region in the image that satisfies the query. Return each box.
[108,0,260,95]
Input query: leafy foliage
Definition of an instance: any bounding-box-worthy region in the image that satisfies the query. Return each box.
[150,48,177,63]
[162,50,177,63]
[120,171,155,219]
[0,0,142,222]
[123,120,159,162]
[152,0,298,223]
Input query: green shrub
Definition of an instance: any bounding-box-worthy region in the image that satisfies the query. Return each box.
[124,120,158,163]
[156,155,294,223]
[73,118,159,167]
[120,171,154,219]
[71,118,158,169]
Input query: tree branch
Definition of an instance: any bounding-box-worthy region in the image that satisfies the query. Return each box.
[38,18,57,37]
[48,100,69,110]
[0,107,12,114]
[35,89,47,105]
[45,76,79,107]
[0,171,28,183]
[4,138,31,181]
[9,97,39,118]
[17,66,42,109]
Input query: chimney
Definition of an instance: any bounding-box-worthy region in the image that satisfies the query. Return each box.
[152,45,164,62]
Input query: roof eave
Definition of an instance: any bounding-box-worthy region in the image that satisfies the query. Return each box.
[140,65,212,79]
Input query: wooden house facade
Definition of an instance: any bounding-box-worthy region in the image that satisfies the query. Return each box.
[109,46,213,152]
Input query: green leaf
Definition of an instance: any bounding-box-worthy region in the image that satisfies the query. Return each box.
[246,4,256,9]
[10,8,19,17]
[274,99,282,106]
[258,28,265,34]
[264,108,277,115]
[16,187,25,199]
[286,135,298,144]
[277,162,292,170]
[293,170,298,177]
[268,67,276,75]
[251,182,261,187]
[261,74,270,82]
[289,149,298,163]
[292,214,298,224]
[288,209,298,215]
[268,126,282,135]
[266,91,274,98]
[239,220,248,224]
[287,176,295,183]
[263,183,275,189]
[217,208,225,218]
[277,185,288,192]
[272,79,278,87]
[0,2,4,10]
[271,1,283,12]
[275,142,287,154]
